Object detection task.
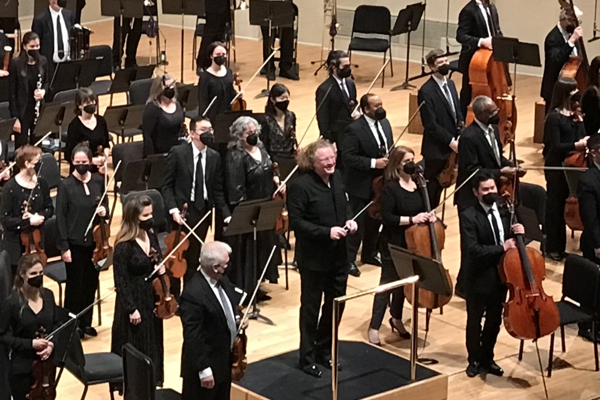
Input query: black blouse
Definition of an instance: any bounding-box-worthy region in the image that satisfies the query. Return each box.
[225,145,274,207]
[380,180,426,249]
[258,111,297,155]
[543,110,587,167]
[198,69,237,124]
[142,102,184,157]
[65,115,110,165]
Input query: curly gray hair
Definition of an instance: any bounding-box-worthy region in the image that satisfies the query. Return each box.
[228,116,261,148]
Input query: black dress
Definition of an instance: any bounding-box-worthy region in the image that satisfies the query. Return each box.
[198,69,236,125]
[370,180,425,330]
[111,232,164,385]
[224,145,281,296]
[142,102,184,157]
[65,115,110,170]
[258,111,297,178]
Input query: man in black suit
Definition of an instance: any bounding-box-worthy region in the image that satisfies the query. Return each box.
[342,93,393,276]
[456,0,503,116]
[32,0,76,65]
[459,170,524,378]
[197,0,231,72]
[112,16,142,70]
[179,241,245,400]
[162,116,231,296]
[288,139,357,378]
[419,49,464,207]
[541,8,583,114]
[316,50,359,168]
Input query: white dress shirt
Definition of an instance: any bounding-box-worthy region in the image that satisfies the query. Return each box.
[475,118,501,164]
[557,23,578,57]
[364,115,388,169]
[50,7,70,63]
[333,75,350,98]
[479,201,505,244]
[475,0,493,39]
[168,143,208,215]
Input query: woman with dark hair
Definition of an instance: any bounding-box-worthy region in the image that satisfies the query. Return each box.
[259,83,297,163]
[582,56,600,136]
[544,77,589,261]
[8,32,49,149]
[0,254,64,400]
[111,194,165,385]
[142,74,185,157]
[56,143,108,338]
[198,42,239,124]
[65,87,110,172]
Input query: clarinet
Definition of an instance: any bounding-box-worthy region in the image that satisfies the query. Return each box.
[33,72,42,127]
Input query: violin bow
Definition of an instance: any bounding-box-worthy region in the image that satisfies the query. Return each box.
[384,101,425,158]
[434,168,481,211]
[202,96,218,118]
[83,160,122,237]
[229,48,281,106]
[523,165,587,171]
[352,59,391,115]
[343,200,373,232]
[145,211,212,281]
[1,129,51,176]
[178,210,213,246]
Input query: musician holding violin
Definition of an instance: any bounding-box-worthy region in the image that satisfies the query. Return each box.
[56,143,108,339]
[111,194,165,386]
[258,83,298,163]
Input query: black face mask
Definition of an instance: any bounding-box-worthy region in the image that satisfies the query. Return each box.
[374,107,387,121]
[437,63,450,76]
[200,131,215,146]
[488,113,500,126]
[163,87,176,100]
[246,133,258,146]
[566,24,576,34]
[403,161,417,175]
[481,192,498,206]
[74,164,91,175]
[275,100,289,112]
[213,55,227,66]
[139,218,154,231]
[28,275,43,288]
[27,49,40,60]
[338,66,352,79]
[83,104,96,115]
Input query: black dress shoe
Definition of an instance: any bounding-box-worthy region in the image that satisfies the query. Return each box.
[579,328,600,343]
[83,326,98,337]
[466,362,480,378]
[301,363,322,378]
[316,355,342,371]
[348,262,361,277]
[260,66,276,81]
[77,327,85,339]
[279,68,299,81]
[547,252,565,262]
[482,361,504,376]
[361,256,381,267]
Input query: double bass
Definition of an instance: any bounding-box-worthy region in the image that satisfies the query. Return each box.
[558,0,589,91]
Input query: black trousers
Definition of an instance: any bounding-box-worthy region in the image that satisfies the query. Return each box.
[299,267,348,367]
[197,12,231,70]
[260,26,294,71]
[9,372,33,400]
[424,158,447,209]
[182,371,231,400]
[346,195,380,263]
[15,107,36,149]
[466,289,505,364]
[112,17,142,68]
[369,252,405,330]
[460,71,472,119]
[64,244,98,329]
[544,169,569,254]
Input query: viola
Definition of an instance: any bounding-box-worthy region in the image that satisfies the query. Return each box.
[438,123,464,189]
[29,327,56,400]
[272,162,289,235]
[150,246,178,319]
[230,73,247,111]
[92,197,112,265]
[21,200,47,265]
[367,176,385,219]
[163,203,189,279]
[231,306,247,381]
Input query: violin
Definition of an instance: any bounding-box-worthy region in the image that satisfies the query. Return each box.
[163,203,190,279]
[559,0,589,91]
[230,73,247,111]
[92,197,112,265]
[272,162,289,235]
[21,200,47,265]
[29,327,56,400]
[231,305,247,381]
[150,246,178,319]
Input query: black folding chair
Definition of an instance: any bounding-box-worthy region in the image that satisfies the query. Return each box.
[122,344,181,400]
[122,189,169,253]
[130,78,154,106]
[89,45,115,101]
[146,153,168,190]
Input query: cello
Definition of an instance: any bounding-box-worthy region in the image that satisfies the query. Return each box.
[163,203,190,279]
[28,327,57,400]
[558,0,589,91]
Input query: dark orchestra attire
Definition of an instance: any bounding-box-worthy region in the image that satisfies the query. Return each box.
[112,17,142,69]
[582,85,600,136]
[224,144,280,296]
[31,5,76,65]
[198,69,237,126]
[543,110,586,257]
[260,1,298,80]
[76,0,86,23]
[179,270,244,400]
[456,0,503,116]
[0,288,66,400]
[0,177,54,269]
[541,25,578,115]
[316,75,357,168]
[287,169,351,370]
[418,75,463,207]
[197,0,231,71]
[56,173,108,334]
[111,231,164,385]
[8,56,49,148]
[142,101,185,158]
[258,110,297,166]
[65,115,110,171]
[459,202,510,374]
[370,180,424,331]
[161,142,230,296]
[342,115,393,269]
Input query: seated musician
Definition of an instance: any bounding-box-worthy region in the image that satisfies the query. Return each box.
[32,0,76,66]
[459,171,524,378]
[179,241,245,400]
[260,0,299,81]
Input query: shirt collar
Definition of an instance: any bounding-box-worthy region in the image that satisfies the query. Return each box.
[333,74,344,86]
[192,142,207,158]
[49,7,62,16]
[364,115,377,126]
[479,200,498,214]
[475,118,492,133]
[432,74,447,87]
[200,268,218,288]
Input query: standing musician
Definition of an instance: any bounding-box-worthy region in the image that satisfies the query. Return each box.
[582,56,600,136]
[367,146,427,345]
[260,0,299,81]
[8,32,49,149]
[162,116,231,296]
[342,93,393,277]
[541,7,584,115]
[65,87,110,173]
[459,171,524,378]
[179,241,246,400]
[196,0,230,72]
[0,145,53,271]
[56,144,108,339]
[544,78,588,261]
[316,50,359,168]
[419,49,464,207]
[258,83,297,163]
[287,139,357,378]
[198,42,239,125]
[0,254,66,400]
[456,0,503,116]
[112,16,142,70]
[32,0,76,67]
[143,74,185,158]
[111,194,166,386]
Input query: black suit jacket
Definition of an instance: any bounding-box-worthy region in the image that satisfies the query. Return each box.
[179,273,243,383]
[8,56,50,121]
[456,0,502,74]
[341,116,393,200]
[161,143,230,218]
[206,0,230,14]
[418,77,463,161]
[316,75,357,146]
[32,8,76,63]
[455,122,511,209]
[459,203,510,295]
[578,167,600,257]
[541,26,575,104]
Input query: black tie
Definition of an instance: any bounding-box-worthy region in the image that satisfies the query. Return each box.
[56,13,65,60]
[195,153,204,209]
[488,208,501,245]
[375,122,386,156]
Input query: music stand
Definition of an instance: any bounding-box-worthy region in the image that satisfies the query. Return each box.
[101,0,144,70]
[162,0,205,82]
[213,110,253,144]
[390,3,426,91]
[103,104,145,143]
[249,0,296,99]
[49,58,103,96]
[0,118,16,142]
[0,0,19,40]
[33,102,67,155]
[224,198,284,325]
[492,37,541,96]
[34,0,77,16]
